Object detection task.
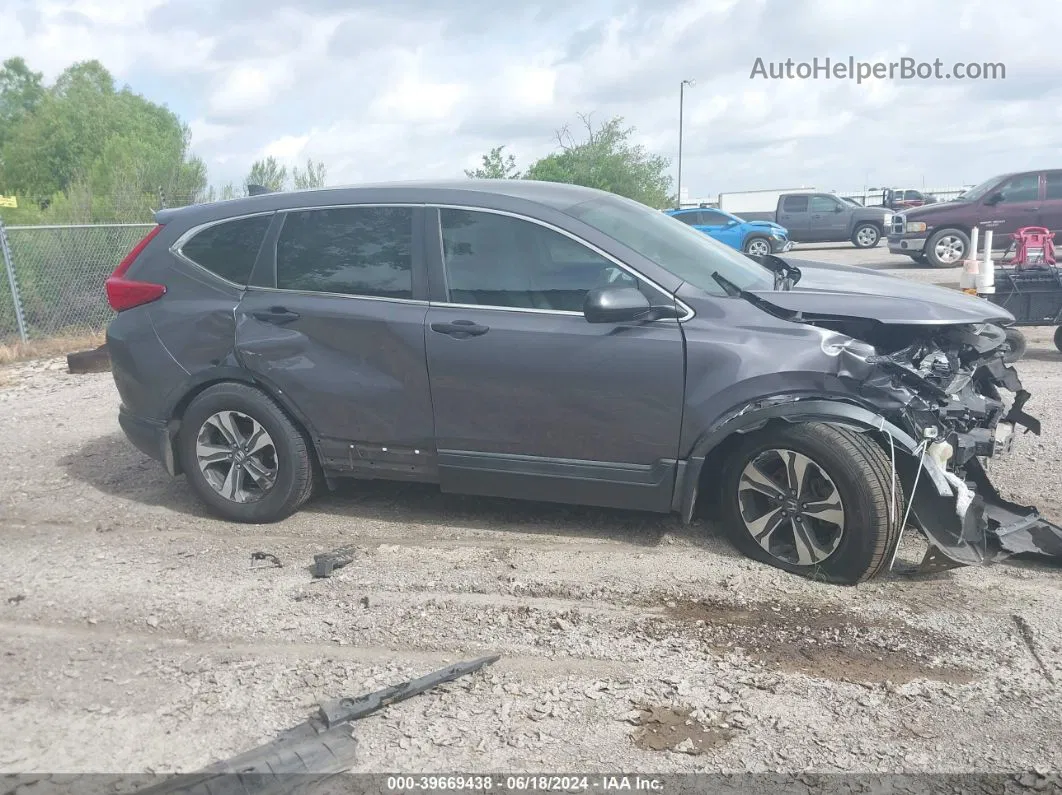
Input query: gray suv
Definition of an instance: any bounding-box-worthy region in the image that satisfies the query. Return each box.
[105,180,1061,584]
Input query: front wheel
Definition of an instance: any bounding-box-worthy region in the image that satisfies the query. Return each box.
[1002,328,1027,364]
[719,423,899,584]
[925,229,969,268]
[177,383,317,523]
[744,236,772,257]
[852,223,881,248]
[1054,326,1062,354]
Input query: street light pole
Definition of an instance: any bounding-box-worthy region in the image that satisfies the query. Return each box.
[677,79,695,208]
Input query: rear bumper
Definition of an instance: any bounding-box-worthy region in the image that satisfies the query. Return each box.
[118,405,180,476]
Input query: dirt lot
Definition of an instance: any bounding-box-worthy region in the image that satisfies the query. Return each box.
[2,245,1062,777]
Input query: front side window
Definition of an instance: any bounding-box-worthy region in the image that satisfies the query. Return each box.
[700,210,731,226]
[809,196,841,213]
[275,206,414,299]
[1045,171,1062,200]
[996,174,1040,203]
[180,214,272,285]
[439,209,633,312]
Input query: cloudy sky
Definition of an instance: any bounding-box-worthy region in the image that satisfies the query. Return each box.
[4,0,1061,200]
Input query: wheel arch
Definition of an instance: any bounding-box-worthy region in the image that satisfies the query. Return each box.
[677,398,921,524]
[160,369,324,478]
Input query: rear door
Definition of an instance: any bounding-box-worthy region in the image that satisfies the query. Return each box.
[421,206,686,512]
[1038,171,1062,237]
[776,195,810,240]
[234,204,437,478]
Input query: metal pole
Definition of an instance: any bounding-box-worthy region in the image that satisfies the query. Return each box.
[0,219,28,343]
[678,81,684,208]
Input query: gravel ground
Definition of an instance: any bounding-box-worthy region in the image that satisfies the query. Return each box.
[1,246,1061,777]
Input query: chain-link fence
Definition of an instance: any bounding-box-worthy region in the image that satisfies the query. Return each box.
[0,222,154,343]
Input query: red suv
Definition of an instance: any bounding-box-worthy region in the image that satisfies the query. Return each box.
[888,170,1062,267]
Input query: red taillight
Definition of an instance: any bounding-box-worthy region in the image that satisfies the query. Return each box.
[106,224,167,311]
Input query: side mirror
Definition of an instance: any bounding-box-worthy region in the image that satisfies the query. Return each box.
[834,205,843,213]
[984,192,1003,205]
[726,219,740,227]
[583,286,652,323]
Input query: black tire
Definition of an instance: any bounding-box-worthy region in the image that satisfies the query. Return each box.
[851,223,881,249]
[718,422,899,585]
[743,236,772,257]
[925,228,969,268]
[1054,326,1062,354]
[177,382,316,523]
[1002,328,1027,364]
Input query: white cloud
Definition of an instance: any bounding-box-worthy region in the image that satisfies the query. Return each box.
[7,0,1062,195]
[262,134,310,162]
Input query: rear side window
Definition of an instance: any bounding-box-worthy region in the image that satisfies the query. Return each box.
[180,214,272,285]
[782,195,808,212]
[1045,172,1062,200]
[276,207,414,299]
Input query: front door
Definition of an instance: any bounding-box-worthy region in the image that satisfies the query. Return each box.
[979,172,1043,253]
[696,209,743,250]
[807,195,849,242]
[422,207,686,512]
[235,205,437,477]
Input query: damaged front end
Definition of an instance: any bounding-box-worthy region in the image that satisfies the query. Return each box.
[842,321,1062,571]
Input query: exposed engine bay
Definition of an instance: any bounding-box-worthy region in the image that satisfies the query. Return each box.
[820,318,1062,572]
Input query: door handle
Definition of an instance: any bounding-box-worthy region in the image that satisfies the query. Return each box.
[430,319,490,338]
[251,306,301,325]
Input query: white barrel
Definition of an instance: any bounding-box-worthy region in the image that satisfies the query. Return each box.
[969,226,979,262]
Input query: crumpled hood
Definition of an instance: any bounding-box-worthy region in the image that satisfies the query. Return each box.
[745,220,785,232]
[746,257,1015,325]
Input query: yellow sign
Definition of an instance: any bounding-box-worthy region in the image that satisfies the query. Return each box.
[0,196,17,208]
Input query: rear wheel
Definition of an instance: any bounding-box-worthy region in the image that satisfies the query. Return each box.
[1054,326,1062,354]
[178,383,316,522]
[718,423,899,584]
[1002,328,1028,364]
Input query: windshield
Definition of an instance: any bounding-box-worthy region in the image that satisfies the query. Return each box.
[566,194,774,296]
[957,174,1009,202]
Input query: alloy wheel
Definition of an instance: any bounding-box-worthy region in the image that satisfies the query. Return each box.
[933,235,965,264]
[746,239,771,257]
[736,448,845,566]
[195,410,278,504]
[855,226,879,247]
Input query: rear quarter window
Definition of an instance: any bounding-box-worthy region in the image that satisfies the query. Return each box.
[179,214,273,286]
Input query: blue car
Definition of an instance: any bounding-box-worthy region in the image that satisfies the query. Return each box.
[666,207,793,257]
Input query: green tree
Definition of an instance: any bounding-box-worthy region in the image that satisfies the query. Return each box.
[0,57,45,153]
[464,145,519,179]
[0,59,207,220]
[524,114,673,208]
[246,156,287,192]
[292,158,326,189]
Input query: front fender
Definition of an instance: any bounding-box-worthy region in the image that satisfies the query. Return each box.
[677,398,925,523]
